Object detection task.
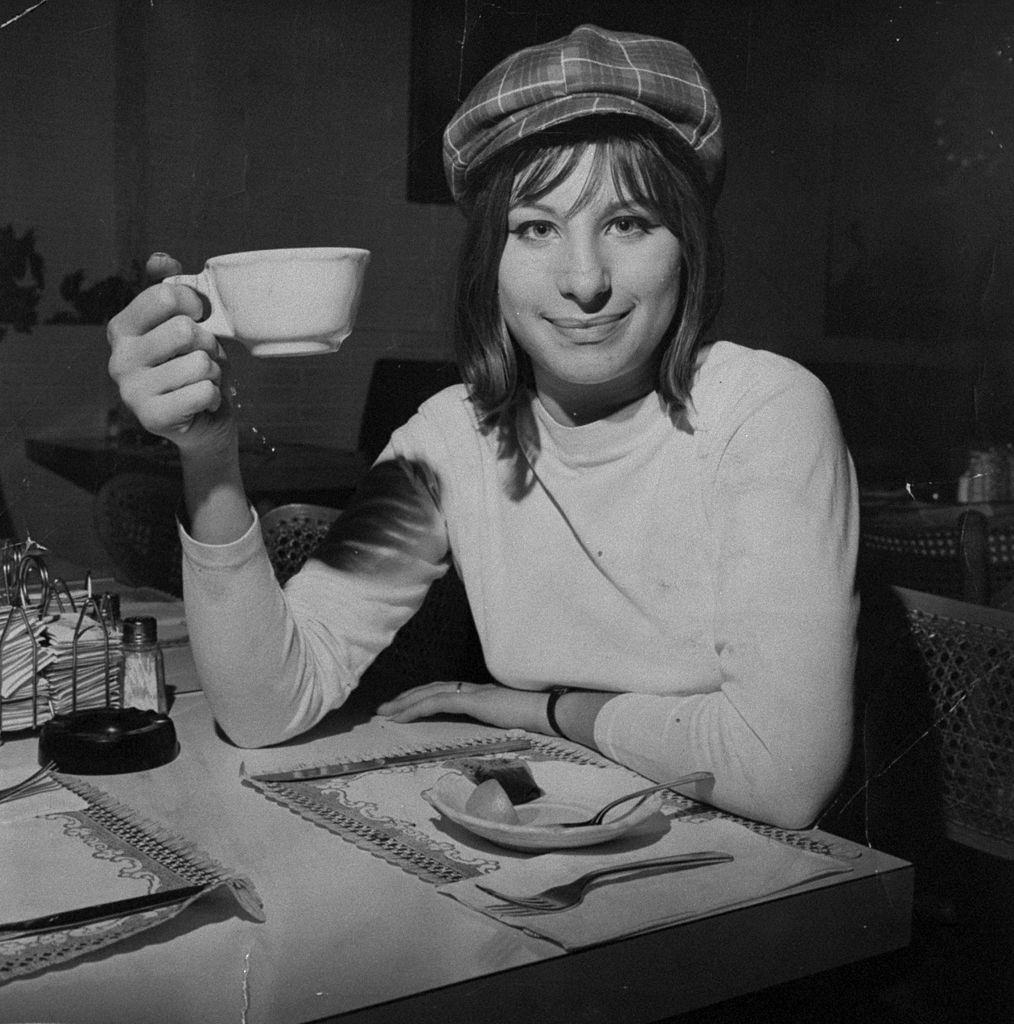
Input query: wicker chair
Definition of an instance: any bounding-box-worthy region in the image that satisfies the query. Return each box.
[873,586,1014,860]
[259,501,491,703]
[259,503,341,585]
[990,527,1014,609]
[859,509,991,604]
[92,472,183,596]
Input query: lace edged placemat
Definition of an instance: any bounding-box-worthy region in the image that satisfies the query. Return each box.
[241,731,847,885]
[661,801,850,859]
[241,732,619,883]
[1,774,263,985]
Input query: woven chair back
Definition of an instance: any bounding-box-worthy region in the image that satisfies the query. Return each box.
[92,472,183,596]
[891,585,1014,859]
[860,510,989,603]
[260,503,341,585]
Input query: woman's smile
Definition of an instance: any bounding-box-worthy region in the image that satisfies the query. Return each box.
[544,309,632,340]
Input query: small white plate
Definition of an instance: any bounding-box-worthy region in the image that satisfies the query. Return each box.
[421,771,664,851]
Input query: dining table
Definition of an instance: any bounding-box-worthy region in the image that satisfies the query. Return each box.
[24,435,369,509]
[1,600,913,1024]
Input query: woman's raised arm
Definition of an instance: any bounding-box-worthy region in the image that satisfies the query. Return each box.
[107,253,252,544]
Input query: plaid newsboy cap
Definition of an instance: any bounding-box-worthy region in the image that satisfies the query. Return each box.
[443,23,723,205]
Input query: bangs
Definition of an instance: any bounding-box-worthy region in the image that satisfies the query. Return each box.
[603,138,669,215]
[510,143,587,207]
[509,134,667,219]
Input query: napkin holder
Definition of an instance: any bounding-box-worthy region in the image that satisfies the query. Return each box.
[1,545,112,739]
[38,707,179,774]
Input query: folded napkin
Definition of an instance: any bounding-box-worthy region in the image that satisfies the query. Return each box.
[439,816,853,950]
[0,611,56,700]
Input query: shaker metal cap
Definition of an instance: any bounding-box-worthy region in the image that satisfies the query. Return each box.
[122,615,158,644]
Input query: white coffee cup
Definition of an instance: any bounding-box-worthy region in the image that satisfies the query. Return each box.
[165,247,370,357]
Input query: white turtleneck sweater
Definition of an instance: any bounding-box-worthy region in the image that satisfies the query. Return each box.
[181,341,859,828]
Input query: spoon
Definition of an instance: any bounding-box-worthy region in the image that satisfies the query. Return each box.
[556,770,713,828]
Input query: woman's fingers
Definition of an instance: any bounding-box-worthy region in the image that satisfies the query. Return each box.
[104,253,240,451]
[108,252,206,345]
[378,682,552,734]
[381,679,473,720]
[143,314,223,365]
[108,280,206,348]
[109,323,227,440]
[155,344,223,388]
[120,343,225,431]
[110,316,222,402]
[396,681,468,701]
[108,252,222,374]
[136,382,221,436]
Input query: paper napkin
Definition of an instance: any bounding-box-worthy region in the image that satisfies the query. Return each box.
[440,816,854,950]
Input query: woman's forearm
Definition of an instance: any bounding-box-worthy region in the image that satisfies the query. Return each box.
[179,443,253,543]
[546,689,616,748]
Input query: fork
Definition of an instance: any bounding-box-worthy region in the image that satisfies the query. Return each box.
[475,851,733,913]
[0,761,56,804]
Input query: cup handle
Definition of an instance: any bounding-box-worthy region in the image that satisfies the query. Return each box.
[163,269,232,338]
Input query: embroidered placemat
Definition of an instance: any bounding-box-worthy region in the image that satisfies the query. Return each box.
[241,731,852,885]
[242,733,616,883]
[1,774,264,985]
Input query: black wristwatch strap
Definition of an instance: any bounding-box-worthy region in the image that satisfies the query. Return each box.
[545,686,572,737]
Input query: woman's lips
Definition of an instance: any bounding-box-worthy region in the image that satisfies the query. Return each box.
[545,310,630,340]
[547,311,628,328]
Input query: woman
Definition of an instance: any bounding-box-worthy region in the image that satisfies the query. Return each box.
[107,25,858,829]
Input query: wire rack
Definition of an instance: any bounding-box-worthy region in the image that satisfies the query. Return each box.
[0,539,119,741]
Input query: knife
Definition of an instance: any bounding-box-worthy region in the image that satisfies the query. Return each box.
[0,883,207,938]
[250,736,534,784]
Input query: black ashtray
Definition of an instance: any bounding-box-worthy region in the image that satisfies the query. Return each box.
[38,707,179,774]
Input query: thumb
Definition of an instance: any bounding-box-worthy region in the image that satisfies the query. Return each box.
[145,251,183,281]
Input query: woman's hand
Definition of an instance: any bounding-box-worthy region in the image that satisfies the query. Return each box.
[107,253,237,456]
[378,681,552,734]
[378,681,616,749]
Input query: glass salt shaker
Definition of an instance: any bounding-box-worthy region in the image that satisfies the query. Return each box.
[118,615,167,713]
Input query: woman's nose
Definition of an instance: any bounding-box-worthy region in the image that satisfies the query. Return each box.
[557,239,611,310]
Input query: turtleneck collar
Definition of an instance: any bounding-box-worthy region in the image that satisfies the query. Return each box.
[526,389,670,469]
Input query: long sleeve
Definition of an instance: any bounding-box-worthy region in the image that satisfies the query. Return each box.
[180,352,859,827]
[181,458,450,747]
[593,363,859,828]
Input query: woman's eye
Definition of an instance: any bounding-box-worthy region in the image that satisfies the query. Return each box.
[610,216,652,236]
[510,220,555,240]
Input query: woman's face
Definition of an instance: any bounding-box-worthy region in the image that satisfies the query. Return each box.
[497,146,682,424]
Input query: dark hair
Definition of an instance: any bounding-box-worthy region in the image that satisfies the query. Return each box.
[453,114,724,440]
